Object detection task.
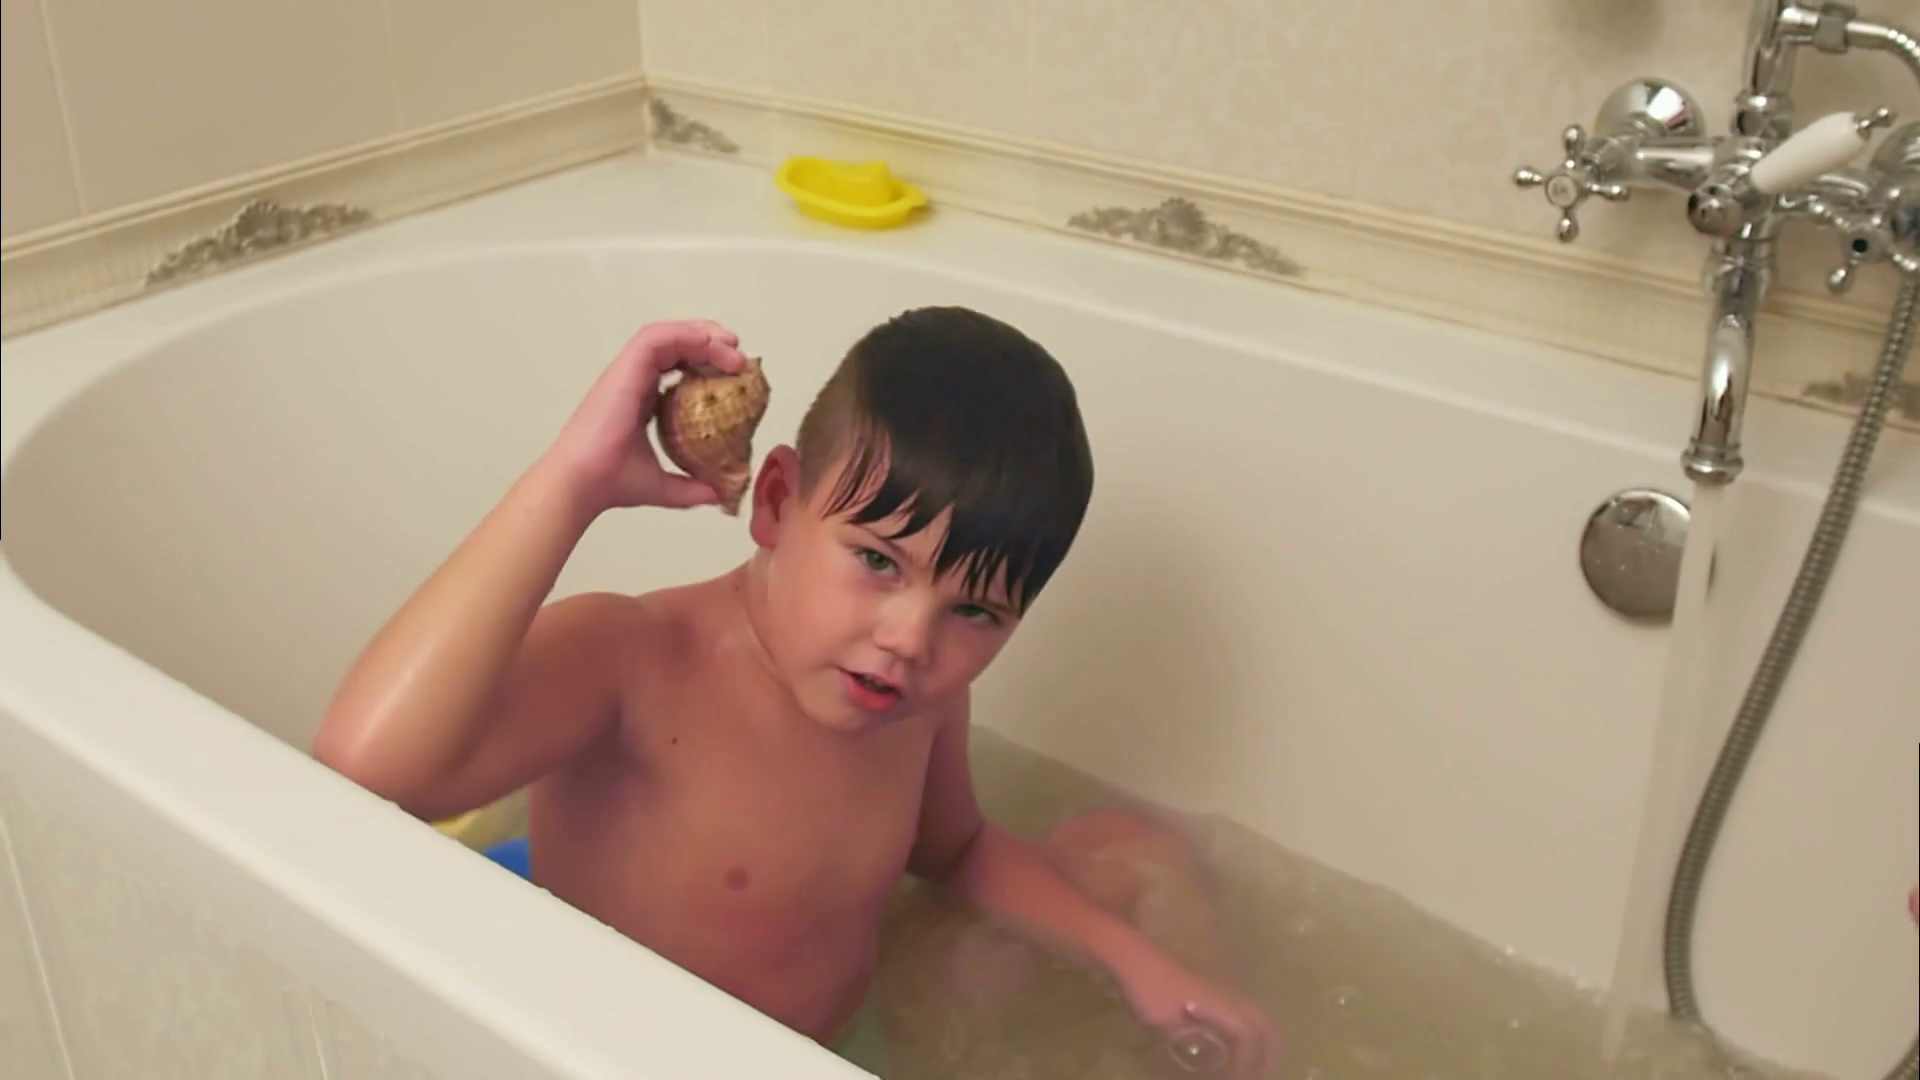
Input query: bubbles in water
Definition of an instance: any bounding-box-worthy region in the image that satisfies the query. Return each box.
[1351,1045,1394,1071]
[869,729,1834,1080]
[1166,1025,1231,1074]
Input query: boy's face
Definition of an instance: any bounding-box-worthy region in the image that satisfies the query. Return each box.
[747,447,1022,734]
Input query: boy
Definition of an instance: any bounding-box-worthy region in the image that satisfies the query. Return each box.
[312,310,1277,1076]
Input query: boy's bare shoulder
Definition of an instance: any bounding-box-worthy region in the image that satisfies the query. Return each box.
[548,572,738,669]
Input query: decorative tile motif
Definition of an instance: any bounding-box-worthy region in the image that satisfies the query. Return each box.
[1802,371,1920,421]
[145,197,374,287]
[1067,197,1302,278]
[648,98,739,155]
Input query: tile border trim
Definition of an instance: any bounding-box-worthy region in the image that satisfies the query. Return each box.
[0,75,649,338]
[143,198,376,289]
[1,70,1908,433]
[649,76,1911,432]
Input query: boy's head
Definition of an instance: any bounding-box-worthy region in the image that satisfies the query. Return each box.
[745,306,1094,732]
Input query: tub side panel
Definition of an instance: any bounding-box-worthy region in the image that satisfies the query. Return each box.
[0,706,544,1080]
[0,804,70,1080]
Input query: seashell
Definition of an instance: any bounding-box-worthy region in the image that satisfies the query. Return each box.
[655,355,770,515]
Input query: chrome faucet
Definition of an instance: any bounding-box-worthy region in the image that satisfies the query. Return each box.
[1514,1,1920,485]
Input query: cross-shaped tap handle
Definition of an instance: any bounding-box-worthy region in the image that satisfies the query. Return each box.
[1513,125,1631,243]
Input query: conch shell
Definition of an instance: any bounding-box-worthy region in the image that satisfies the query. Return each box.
[655,355,770,515]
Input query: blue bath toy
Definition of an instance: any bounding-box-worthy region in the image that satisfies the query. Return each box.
[482,835,532,880]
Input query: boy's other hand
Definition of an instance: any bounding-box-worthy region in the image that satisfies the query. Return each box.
[1113,945,1278,1078]
[546,319,750,514]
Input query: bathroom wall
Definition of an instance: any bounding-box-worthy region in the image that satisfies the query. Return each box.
[639,0,1917,303]
[4,0,1918,373]
[627,0,1920,427]
[0,0,646,237]
[10,0,1915,271]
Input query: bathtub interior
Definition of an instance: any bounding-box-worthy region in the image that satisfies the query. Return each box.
[1,227,1917,1079]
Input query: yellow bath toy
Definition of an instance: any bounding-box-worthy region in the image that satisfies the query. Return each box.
[431,789,529,851]
[775,157,929,229]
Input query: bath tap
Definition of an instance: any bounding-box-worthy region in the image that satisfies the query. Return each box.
[1513,0,1920,485]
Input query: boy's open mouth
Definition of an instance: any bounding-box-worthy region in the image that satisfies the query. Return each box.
[841,669,903,710]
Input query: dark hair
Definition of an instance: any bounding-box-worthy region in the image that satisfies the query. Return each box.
[795,306,1094,613]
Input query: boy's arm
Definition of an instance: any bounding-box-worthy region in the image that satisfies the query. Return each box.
[310,457,628,821]
[908,697,1277,1078]
[906,695,1152,968]
[311,319,747,823]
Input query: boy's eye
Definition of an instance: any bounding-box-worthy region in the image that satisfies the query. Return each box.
[954,603,1001,626]
[856,548,897,574]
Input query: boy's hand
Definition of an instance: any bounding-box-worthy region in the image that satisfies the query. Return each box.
[1112,945,1278,1078]
[546,319,751,514]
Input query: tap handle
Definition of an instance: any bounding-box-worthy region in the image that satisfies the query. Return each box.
[1826,232,1920,294]
[1513,124,1631,243]
[1749,108,1896,195]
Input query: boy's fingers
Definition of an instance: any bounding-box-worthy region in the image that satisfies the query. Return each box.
[647,320,746,376]
[607,320,746,386]
[689,318,740,348]
[648,474,719,509]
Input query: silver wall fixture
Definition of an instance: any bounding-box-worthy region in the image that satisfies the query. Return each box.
[1579,488,1701,623]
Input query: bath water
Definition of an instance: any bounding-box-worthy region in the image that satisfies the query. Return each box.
[1597,483,1727,1061]
[867,720,1829,1080]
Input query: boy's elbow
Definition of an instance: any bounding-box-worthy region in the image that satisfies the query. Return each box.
[309,710,427,808]
[309,717,386,789]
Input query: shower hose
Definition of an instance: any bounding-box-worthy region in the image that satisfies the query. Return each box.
[1661,277,1920,1080]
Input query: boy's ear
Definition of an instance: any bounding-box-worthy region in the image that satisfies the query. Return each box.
[749,445,802,548]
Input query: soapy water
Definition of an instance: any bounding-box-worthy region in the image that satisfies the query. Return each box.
[446,705,1827,1079]
[863,724,1832,1080]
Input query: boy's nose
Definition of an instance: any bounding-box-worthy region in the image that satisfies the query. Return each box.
[873,597,935,663]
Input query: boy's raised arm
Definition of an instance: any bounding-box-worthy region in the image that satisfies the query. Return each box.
[310,319,750,820]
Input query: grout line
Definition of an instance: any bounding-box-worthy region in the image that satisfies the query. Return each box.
[1024,0,1045,219]
[33,0,91,217]
[305,994,336,1080]
[635,0,650,79]
[377,0,404,136]
[0,804,78,1080]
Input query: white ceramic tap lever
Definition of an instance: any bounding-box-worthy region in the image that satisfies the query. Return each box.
[1747,108,1897,195]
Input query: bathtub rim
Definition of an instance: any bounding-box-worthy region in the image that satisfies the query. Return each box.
[5,165,1918,520]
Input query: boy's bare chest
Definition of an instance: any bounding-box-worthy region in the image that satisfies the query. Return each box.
[557,672,938,929]
[655,714,928,895]
[532,712,933,1032]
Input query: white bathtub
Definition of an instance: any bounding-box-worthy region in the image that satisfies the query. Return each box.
[1,151,1915,1080]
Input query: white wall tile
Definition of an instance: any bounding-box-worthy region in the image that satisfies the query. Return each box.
[1028,0,1370,199]
[768,0,1034,134]
[41,0,396,211]
[643,0,768,87]
[1,0,83,233]
[387,0,644,129]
